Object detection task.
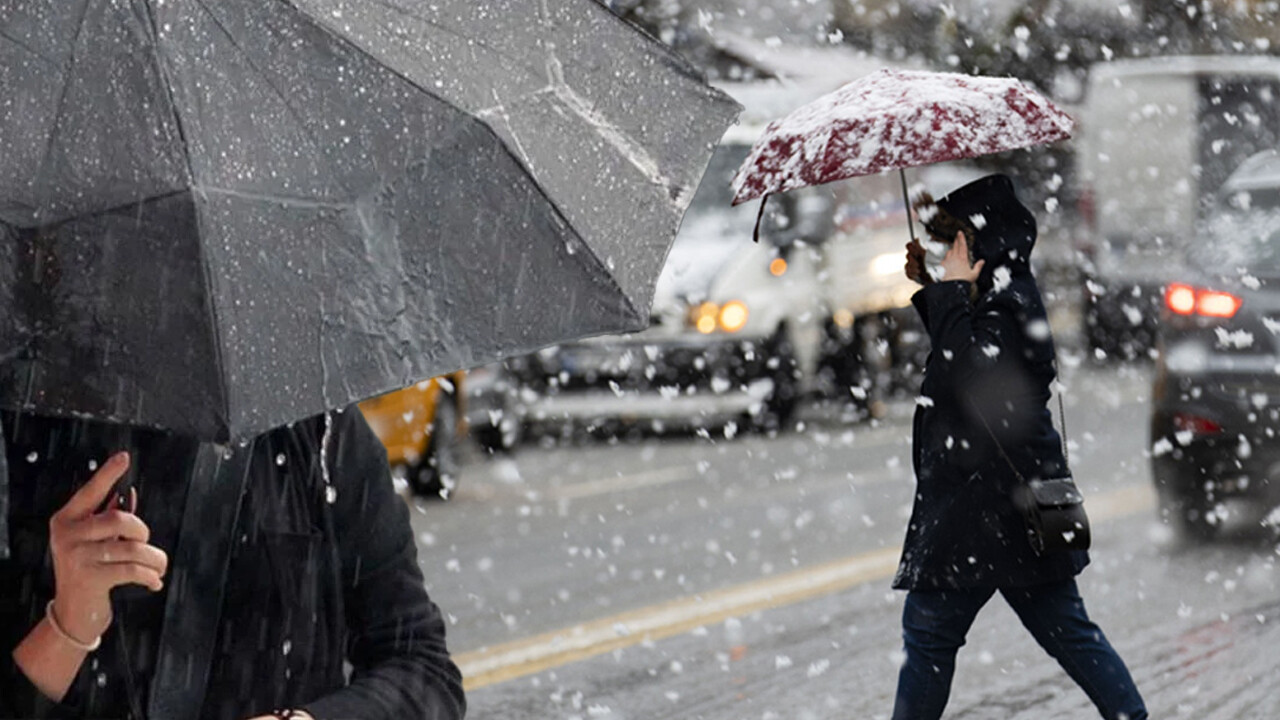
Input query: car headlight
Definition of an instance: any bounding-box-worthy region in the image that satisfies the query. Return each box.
[688,301,750,334]
[870,251,904,277]
[691,302,719,334]
[718,301,749,333]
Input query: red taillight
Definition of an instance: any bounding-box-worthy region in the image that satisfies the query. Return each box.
[1164,283,1241,319]
[1172,412,1222,436]
[1198,290,1242,318]
[1165,283,1197,315]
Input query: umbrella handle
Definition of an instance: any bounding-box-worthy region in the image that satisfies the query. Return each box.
[751,194,769,243]
[899,168,917,245]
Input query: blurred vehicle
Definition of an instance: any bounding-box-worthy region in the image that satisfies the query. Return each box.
[359,372,466,498]
[1077,55,1280,359]
[1150,150,1280,540]
[503,133,830,435]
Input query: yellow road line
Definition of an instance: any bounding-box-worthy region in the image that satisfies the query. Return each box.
[457,482,1157,690]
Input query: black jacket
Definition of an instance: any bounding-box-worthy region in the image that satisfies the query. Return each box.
[0,408,466,719]
[892,174,1088,591]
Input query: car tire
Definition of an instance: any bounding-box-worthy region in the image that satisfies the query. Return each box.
[410,393,461,500]
[474,415,522,455]
[1153,460,1218,543]
[1159,494,1219,542]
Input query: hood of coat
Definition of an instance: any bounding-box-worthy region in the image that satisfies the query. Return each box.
[935,174,1037,295]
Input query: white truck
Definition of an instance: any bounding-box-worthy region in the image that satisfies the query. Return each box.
[1077,55,1280,358]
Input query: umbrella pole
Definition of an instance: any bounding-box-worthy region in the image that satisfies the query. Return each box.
[899,168,917,245]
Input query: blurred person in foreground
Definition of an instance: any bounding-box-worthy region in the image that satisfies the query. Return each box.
[1,408,466,719]
[892,174,1145,720]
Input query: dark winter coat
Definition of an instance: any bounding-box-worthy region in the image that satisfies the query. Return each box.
[0,408,466,719]
[892,174,1089,591]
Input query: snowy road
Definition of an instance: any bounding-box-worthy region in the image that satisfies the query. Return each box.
[408,360,1280,718]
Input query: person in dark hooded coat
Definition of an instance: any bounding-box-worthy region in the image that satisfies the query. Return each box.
[0,407,466,720]
[891,174,1145,720]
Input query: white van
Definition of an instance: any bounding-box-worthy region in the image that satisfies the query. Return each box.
[1077,56,1280,357]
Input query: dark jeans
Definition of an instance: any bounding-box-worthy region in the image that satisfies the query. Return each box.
[892,579,1147,720]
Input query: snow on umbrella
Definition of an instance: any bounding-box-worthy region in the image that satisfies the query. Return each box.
[0,0,741,443]
[729,68,1073,241]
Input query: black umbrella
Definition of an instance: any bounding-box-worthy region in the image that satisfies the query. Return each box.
[0,0,740,443]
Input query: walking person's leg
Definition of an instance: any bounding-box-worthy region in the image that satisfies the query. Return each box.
[1001,579,1147,720]
[892,587,993,720]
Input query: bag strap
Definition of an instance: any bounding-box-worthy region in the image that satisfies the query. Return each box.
[147,442,254,720]
[971,359,1070,484]
[1050,355,1070,467]
[972,404,1028,484]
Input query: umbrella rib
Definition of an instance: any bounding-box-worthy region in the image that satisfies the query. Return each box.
[0,26,62,68]
[137,0,194,184]
[137,0,230,430]
[191,0,344,190]
[195,186,348,209]
[272,0,476,120]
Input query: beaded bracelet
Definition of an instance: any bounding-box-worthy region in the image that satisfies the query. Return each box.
[45,600,103,652]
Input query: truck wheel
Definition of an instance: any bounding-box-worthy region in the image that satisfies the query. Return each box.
[411,394,461,500]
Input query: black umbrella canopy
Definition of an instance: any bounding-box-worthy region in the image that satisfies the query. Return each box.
[0,0,740,441]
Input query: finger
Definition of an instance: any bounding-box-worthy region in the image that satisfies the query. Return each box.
[129,487,138,514]
[93,540,168,576]
[57,452,130,521]
[102,562,164,592]
[972,259,986,276]
[79,510,151,544]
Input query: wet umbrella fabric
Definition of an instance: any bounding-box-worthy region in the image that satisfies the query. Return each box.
[728,68,1072,242]
[730,68,1073,204]
[0,0,740,443]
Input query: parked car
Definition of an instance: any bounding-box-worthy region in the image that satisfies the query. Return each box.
[1150,151,1280,539]
[358,373,466,498]
[1077,55,1280,359]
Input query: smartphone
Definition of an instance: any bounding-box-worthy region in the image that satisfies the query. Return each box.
[94,473,134,515]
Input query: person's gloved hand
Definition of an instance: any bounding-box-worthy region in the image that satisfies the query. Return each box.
[904,239,932,286]
[49,452,168,647]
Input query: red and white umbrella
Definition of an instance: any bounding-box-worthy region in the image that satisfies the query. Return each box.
[730,69,1074,241]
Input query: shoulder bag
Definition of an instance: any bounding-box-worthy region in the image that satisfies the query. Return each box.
[974,381,1091,556]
